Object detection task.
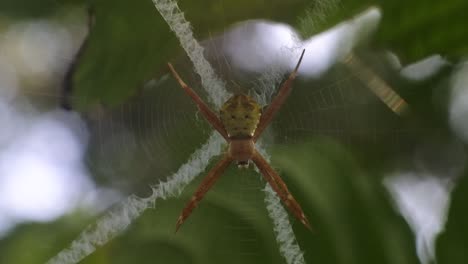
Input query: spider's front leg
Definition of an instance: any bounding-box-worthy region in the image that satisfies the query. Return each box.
[168,63,229,141]
[252,150,311,229]
[254,49,305,141]
[176,154,233,232]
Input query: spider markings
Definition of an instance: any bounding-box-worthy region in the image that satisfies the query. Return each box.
[220,95,262,138]
[168,49,310,232]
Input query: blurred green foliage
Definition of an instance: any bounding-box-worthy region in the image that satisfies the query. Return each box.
[2,0,463,107]
[80,0,468,106]
[0,0,467,264]
[437,170,468,263]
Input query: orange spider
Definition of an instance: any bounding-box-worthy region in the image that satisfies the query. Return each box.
[168,49,310,232]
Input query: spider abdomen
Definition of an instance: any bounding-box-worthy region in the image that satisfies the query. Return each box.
[220,94,261,138]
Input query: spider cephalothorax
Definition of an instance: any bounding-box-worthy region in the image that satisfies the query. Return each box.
[168,49,310,232]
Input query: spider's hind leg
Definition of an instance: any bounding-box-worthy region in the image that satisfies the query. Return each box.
[251,150,311,229]
[175,154,233,232]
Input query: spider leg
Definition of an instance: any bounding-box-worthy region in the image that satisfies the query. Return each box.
[168,63,229,141]
[251,150,311,229]
[175,154,233,232]
[253,49,305,141]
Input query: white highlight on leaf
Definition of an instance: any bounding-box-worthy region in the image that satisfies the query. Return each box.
[384,51,403,70]
[0,111,92,222]
[152,0,230,107]
[221,7,381,78]
[400,55,449,81]
[449,61,468,144]
[384,173,454,264]
[46,132,224,264]
[3,20,74,81]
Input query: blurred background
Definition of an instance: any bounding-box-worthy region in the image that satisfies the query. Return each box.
[0,0,467,263]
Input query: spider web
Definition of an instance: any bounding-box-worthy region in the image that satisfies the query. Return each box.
[6,1,428,264]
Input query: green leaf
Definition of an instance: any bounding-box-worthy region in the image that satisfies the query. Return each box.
[436,170,468,264]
